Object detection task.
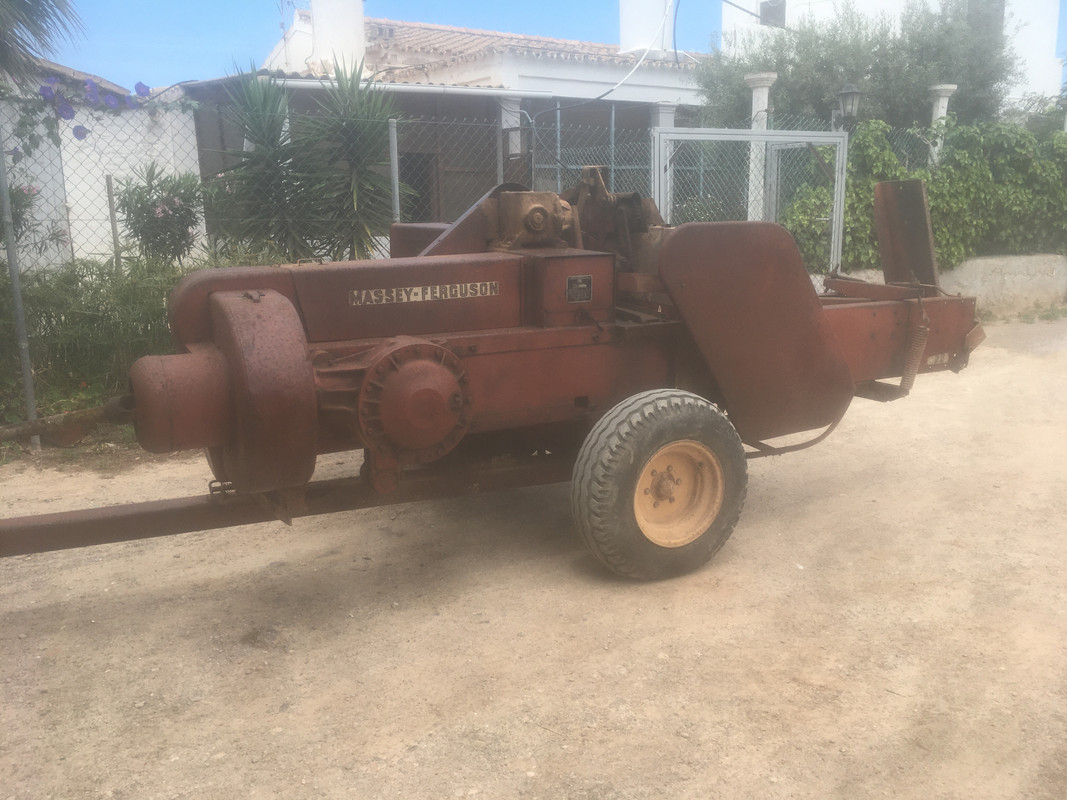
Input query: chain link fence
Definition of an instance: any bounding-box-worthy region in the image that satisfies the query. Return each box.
[1,95,200,271]
[2,99,929,275]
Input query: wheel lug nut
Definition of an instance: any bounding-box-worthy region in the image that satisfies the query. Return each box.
[643,488,650,495]
[666,465,673,472]
[653,501,659,508]
[651,469,657,476]
[668,497,675,503]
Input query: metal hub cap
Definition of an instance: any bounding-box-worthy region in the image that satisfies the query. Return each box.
[633,440,725,548]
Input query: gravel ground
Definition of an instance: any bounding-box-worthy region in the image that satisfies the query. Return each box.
[2,318,1066,800]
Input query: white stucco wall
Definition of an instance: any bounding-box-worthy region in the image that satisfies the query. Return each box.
[1,102,72,271]
[59,106,201,262]
[2,100,202,269]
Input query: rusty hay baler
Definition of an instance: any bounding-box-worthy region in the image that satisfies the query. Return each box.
[0,171,983,579]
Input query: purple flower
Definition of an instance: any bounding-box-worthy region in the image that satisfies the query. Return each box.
[104,93,118,109]
[4,147,20,157]
[56,101,75,120]
[135,81,151,98]
[125,95,139,109]
[84,79,99,104]
[39,85,55,101]
[73,125,90,140]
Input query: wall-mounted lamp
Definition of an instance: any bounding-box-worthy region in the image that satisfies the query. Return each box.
[832,83,862,132]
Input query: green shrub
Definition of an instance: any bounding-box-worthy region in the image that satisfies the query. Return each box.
[117,162,204,264]
[783,120,1067,273]
[0,257,186,424]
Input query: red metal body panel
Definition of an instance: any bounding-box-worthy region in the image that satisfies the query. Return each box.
[289,253,523,342]
[873,180,940,287]
[822,296,979,383]
[461,334,673,432]
[389,222,448,258]
[658,222,855,441]
[520,249,615,327]
[168,267,298,346]
[207,290,317,492]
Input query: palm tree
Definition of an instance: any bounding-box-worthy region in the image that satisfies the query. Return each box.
[0,0,83,85]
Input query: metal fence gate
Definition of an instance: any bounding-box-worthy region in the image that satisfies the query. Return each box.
[652,128,848,272]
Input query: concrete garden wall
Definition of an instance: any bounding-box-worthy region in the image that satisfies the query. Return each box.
[839,255,1067,318]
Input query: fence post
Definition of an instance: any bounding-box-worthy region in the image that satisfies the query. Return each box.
[388,119,401,223]
[105,174,122,269]
[744,72,777,221]
[609,103,616,193]
[830,133,848,273]
[0,121,40,450]
[555,101,562,194]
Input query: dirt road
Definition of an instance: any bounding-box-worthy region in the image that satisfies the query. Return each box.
[2,319,1066,800]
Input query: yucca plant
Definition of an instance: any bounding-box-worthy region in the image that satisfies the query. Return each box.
[294,61,396,260]
[209,71,316,261]
[210,62,397,262]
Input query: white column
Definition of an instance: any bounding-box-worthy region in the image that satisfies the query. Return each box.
[495,96,520,164]
[651,102,677,130]
[929,84,957,126]
[309,0,366,76]
[744,72,777,221]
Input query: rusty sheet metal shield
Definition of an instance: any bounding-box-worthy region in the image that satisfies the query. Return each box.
[208,290,317,493]
[873,180,940,287]
[658,223,854,442]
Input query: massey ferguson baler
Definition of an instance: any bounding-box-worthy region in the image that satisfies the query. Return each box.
[0,170,983,579]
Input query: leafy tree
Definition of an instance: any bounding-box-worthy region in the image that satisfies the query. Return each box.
[0,0,82,85]
[698,0,1020,128]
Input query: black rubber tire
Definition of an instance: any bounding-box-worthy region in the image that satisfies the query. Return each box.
[571,389,747,580]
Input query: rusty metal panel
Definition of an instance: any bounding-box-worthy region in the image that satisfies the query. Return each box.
[464,337,673,432]
[520,249,615,327]
[873,180,940,287]
[658,222,855,442]
[289,252,524,342]
[822,296,979,383]
[389,222,448,258]
[823,277,928,301]
[168,267,298,346]
[207,290,318,493]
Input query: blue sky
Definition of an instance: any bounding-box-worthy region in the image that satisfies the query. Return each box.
[50,0,724,92]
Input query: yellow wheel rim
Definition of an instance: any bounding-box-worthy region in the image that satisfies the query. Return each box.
[632,439,725,548]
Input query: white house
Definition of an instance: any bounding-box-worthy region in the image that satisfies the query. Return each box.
[178,0,709,222]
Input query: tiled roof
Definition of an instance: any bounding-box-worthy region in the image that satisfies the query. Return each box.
[362,17,699,83]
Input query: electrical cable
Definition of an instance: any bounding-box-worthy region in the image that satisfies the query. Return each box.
[527,0,677,124]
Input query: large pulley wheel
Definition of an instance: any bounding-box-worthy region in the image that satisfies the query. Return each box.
[571,389,747,580]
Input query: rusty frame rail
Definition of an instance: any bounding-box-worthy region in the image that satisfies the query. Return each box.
[0,454,573,558]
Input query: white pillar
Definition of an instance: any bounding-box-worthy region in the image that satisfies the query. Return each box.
[651,102,677,130]
[620,0,672,55]
[498,96,521,184]
[309,0,365,76]
[929,84,957,126]
[744,72,777,221]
